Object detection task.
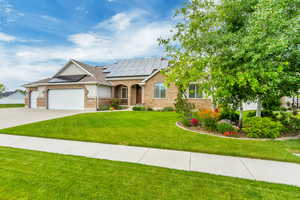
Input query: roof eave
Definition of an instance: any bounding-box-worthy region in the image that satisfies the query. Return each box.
[24,81,110,88]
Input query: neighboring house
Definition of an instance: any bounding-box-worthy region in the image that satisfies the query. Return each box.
[0,90,25,104]
[24,58,212,110]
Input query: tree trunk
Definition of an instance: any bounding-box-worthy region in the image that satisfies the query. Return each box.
[239,101,243,128]
[256,98,262,117]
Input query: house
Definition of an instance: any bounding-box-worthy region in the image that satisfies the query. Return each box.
[0,90,25,104]
[24,58,212,110]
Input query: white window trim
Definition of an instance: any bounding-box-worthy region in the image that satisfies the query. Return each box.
[153,82,167,99]
[186,83,204,99]
[120,86,128,99]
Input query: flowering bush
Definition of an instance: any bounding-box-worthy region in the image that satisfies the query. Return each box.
[198,109,220,131]
[223,131,238,137]
[190,118,199,126]
[198,109,220,120]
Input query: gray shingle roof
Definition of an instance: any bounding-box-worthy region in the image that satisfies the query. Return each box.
[102,58,168,78]
[24,60,111,86]
[0,90,23,98]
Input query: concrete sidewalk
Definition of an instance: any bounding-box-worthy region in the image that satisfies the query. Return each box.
[0,134,299,187]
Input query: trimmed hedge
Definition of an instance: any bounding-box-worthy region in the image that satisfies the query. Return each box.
[132,106,146,111]
[243,117,283,138]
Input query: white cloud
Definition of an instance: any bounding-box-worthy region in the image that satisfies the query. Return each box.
[96,10,149,31]
[0,0,24,25]
[40,15,60,23]
[0,32,16,42]
[0,9,174,89]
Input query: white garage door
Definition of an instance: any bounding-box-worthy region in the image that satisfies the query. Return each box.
[30,91,38,108]
[48,89,84,110]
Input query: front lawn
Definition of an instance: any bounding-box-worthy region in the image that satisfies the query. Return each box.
[1,111,300,163]
[0,147,299,199]
[0,104,24,108]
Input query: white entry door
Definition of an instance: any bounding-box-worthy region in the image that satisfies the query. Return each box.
[48,89,84,110]
[30,91,38,108]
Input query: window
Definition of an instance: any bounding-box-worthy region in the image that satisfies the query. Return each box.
[154,83,166,98]
[188,84,202,99]
[121,87,128,99]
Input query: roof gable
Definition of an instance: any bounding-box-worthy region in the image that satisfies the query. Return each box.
[24,60,111,87]
[54,60,94,77]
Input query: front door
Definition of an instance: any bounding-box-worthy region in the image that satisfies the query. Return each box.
[136,85,142,104]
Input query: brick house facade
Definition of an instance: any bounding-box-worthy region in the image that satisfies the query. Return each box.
[24,58,213,111]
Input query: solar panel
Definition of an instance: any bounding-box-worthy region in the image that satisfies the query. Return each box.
[48,75,86,83]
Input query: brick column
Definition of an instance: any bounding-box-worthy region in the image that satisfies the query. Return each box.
[128,86,132,106]
[141,85,145,104]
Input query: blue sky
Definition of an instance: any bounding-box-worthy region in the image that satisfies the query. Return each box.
[0,0,184,90]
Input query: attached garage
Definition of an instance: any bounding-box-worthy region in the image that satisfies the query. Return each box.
[48,89,84,110]
[30,91,38,108]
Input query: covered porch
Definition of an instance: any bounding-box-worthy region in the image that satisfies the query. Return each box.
[113,84,144,106]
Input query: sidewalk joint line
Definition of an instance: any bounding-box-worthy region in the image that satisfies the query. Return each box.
[137,148,150,163]
[240,158,256,180]
[189,152,192,171]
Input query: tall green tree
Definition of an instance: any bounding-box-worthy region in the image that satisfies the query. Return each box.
[160,0,299,126]
[238,0,300,115]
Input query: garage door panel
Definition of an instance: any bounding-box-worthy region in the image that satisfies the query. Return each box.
[48,89,84,110]
[30,91,38,108]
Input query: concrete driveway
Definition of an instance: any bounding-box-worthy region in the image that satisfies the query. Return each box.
[0,108,83,129]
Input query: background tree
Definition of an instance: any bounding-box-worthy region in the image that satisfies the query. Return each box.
[0,83,5,95]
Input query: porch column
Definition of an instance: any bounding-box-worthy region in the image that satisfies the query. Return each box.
[111,87,115,98]
[141,85,145,104]
[128,86,132,106]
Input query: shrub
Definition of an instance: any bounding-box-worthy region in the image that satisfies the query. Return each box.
[216,122,236,134]
[190,118,199,126]
[162,107,175,112]
[223,131,238,137]
[175,89,195,120]
[292,109,298,116]
[198,109,219,131]
[277,112,300,134]
[132,106,146,111]
[243,117,283,138]
[247,110,276,119]
[279,107,288,112]
[146,107,153,111]
[198,109,220,120]
[182,118,191,127]
[219,108,239,124]
[201,118,217,131]
[111,99,120,107]
[98,104,110,111]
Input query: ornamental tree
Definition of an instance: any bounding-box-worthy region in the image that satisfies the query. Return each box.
[160,0,299,126]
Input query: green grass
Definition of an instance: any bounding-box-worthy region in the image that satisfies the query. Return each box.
[0,146,299,199]
[1,111,300,163]
[0,104,24,108]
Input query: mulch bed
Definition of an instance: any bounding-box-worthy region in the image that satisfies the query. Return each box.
[177,121,300,140]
